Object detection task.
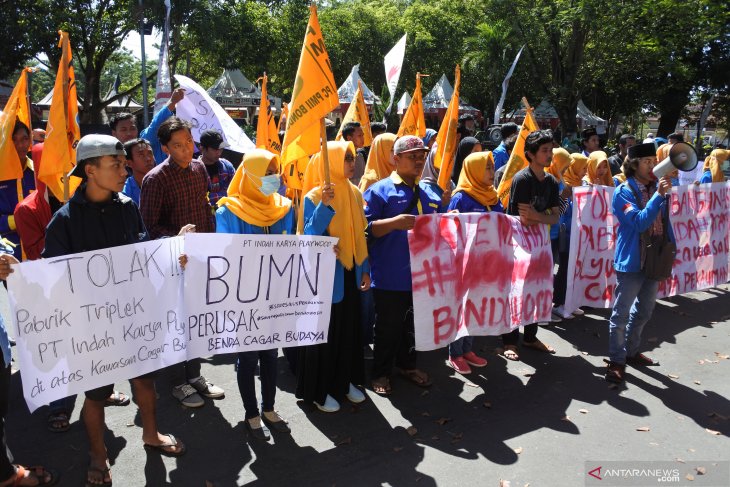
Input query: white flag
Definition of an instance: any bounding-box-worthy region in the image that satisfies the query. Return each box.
[383,34,407,117]
[173,74,255,154]
[493,45,524,125]
[153,0,172,114]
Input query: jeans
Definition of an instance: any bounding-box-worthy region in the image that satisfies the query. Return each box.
[236,350,277,420]
[372,290,417,378]
[448,336,474,358]
[608,271,659,364]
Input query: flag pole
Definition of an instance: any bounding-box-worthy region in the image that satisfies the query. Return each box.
[521,97,532,112]
[320,117,330,185]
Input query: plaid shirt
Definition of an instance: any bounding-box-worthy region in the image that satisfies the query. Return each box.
[140,157,215,238]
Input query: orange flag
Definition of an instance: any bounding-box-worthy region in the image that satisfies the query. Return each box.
[280,4,338,166]
[0,67,34,181]
[435,65,461,192]
[256,73,281,154]
[496,100,538,207]
[396,73,426,138]
[335,80,373,146]
[40,31,81,201]
[278,102,289,131]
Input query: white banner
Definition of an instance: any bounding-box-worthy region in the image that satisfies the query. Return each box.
[409,213,553,351]
[182,233,337,357]
[494,45,524,125]
[383,34,407,116]
[564,182,730,313]
[8,238,187,412]
[174,74,255,154]
[153,0,172,114]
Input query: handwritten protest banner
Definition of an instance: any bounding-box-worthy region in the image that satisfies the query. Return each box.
[564,182,730,313]
[8,237,186,412]
[182,233,338,357]
[409,213,554,351]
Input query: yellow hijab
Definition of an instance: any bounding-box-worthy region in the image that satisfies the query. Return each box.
[358,133,397,193]
[583,151,614,187]
[306,141,368,270]
[546,147,571,182]
[453,151,499,207]
[218,149,292,227]
[656,143,671,162]
[562,153,589,187]
[703,149,729,183]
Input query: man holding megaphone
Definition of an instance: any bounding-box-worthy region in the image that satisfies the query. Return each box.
[606,142,676,383]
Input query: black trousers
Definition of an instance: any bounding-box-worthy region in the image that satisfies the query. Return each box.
[372,289,417,378]
[502,323,539,346]
[551,238,569,306]
[168,358,202,387]
[1,350,14,482]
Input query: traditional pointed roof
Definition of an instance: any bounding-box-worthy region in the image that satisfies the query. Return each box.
[337,65,379,105]
[208,69,260,99]
[103,74,142,109]
[423,74,479,113]
[397,91,411,115]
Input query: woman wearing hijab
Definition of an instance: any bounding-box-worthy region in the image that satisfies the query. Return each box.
[358,133,397,193]
[545,148,584,320]
[216,149,294,441]
[445,151,500,374]
[296,141,371,413]
[422,128,437,150]
[450,136,482,185]
[699,149,729,184]
[562,153,589,187]
[583,151,614,186]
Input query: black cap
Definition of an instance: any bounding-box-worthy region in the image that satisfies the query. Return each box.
[199,130,230,149]
[628,142,656,159]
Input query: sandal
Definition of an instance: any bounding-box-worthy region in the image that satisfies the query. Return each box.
[371,377,391,396]
[523,340,556,354]
[502,345,520,361]
[4,465,58,486]
[85,466,111,487]
[400,369,432,388]
[46,412,70,433]
[143,433,186,457]
[104,391,130,407]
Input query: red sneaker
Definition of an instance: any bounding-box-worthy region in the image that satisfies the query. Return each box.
[448,356,472,375]
[463,351,488,367]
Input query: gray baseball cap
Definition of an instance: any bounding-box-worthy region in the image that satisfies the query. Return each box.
[394,135,430,155]
[71,134,126,178]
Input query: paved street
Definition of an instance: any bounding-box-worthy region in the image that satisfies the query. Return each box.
[4,285,730,486]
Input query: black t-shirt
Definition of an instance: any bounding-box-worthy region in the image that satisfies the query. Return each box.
[507,166,560,216]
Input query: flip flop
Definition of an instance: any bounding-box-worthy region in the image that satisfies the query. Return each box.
[85,466,111,487]
[143,433,186,457]
[9,465,59,486]
[502,345,520,361]
[400,369,432,388]
[523,340,556,354]
[47,412,70,433]
[370,377,391,396]
[104,391,130,407]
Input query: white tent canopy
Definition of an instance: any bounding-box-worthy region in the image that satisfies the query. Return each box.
[207,69,281,110]
[509,98,606,132]
[337,64,379,105]
[423,74,479,113]
[397,91,411,115]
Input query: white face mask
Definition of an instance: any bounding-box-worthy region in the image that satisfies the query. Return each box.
[246,170,280,196]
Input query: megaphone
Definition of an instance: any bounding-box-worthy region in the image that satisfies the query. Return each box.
[653,142,698,178]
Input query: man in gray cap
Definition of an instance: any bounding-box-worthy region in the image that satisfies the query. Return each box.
[43,134,187,486]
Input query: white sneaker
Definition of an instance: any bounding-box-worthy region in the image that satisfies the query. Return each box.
[189,376,225,398]
[172,384,204,408]
[553,305,574,320]
[314,395,340,412]
[346,384,366,403]
[549,311,563,322]
[571,307,585,316]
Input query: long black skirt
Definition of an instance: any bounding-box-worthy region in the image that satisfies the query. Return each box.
[296,268,365,405]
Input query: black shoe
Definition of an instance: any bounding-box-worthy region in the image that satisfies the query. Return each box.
[262,412,291,433]
[245,418,270,441]
[626,353,658,367]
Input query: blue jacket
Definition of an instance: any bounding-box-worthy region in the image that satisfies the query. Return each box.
[699,170,713,184]
[0,159,36,259]
[140,106,173,165]
[302,197,369,303]
[447,191,504,214]
[0,240,14,366]
[215,205,295,236]
[612,177,674,273]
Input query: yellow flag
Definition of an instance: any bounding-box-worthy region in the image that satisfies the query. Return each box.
[0,67,34,181]
[280,4,338,165]
[278,102,289,131]
[40,31,81,202]
[335,80,373,146]
[435,65,461,192]
[396,73,426,138]
[496,103,538,207]
[256,73,281,154]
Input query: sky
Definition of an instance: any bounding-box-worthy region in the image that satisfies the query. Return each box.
[122,28,161,61]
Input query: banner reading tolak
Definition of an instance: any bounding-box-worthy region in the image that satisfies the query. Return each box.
[408,213,553,351]
[182,233,337,357]
[564,182,730,314]
[7,237,186,412]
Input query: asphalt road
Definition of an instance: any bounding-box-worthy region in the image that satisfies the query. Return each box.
[4,284,730,486]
